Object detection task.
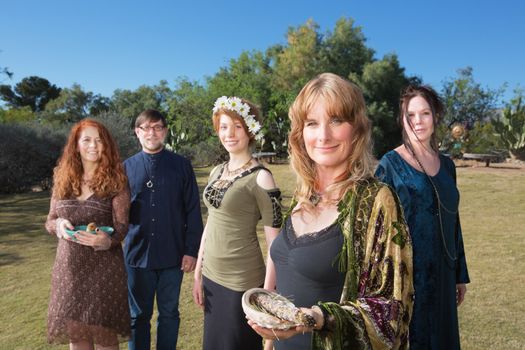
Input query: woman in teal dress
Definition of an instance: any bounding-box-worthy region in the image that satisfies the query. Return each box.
[375,85,470,349]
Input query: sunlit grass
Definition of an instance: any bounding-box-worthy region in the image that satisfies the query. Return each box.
[0,164,523,349]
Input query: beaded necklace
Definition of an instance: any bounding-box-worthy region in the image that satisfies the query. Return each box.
[224,157,253,177]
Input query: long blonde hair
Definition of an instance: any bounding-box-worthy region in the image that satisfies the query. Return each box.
[288,73,375,212]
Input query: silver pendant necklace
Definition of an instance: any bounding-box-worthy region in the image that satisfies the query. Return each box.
[142,152,158,189]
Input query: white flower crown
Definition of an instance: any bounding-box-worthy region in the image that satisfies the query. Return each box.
[213,96,264,141]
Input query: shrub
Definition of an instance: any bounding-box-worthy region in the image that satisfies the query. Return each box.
[175,138,225,167]
[464,121,505,154]
[94,112,140,160]
[0,123,67,193]
[0,114,139,194]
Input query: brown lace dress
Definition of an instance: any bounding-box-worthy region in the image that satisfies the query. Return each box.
[45,189,131,345]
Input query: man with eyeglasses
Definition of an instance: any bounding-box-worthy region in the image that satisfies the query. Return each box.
[123,109,203,350]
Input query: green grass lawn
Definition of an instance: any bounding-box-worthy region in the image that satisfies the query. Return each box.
[1,163,524,349]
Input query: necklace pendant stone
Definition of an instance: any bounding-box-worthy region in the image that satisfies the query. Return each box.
[146,180,153,188]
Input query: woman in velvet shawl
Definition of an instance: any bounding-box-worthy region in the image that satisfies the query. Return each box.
[249,73,414,350]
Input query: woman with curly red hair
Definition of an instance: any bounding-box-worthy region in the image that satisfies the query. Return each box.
[45,119,131,349]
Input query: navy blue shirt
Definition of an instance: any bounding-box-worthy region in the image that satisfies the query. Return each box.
[124,149,203,269]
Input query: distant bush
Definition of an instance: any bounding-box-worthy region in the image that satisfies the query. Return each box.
[94,112,140,160]
[0,114,139,194]
[175,138,225,167]
[464,121,505,154]
[0,122,67,193]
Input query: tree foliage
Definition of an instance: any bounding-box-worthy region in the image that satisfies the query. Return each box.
[0,122,67,193]
[463,121,504,154]
[166,79,214,154]
[110,81,171,120]
[0,76,61,112]
[441,67,502,128]
[1,66,13,80]
[351,54,419,155]
[0,106,36,123]
[7,16,515,191]
[320,17,374,78]
[94,112,139,159]
[208,51,275,153]
[43,84,110,123]
[271,19,322,91]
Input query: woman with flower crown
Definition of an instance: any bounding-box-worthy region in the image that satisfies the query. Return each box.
[192,96,283,349]
[248,73,414,350]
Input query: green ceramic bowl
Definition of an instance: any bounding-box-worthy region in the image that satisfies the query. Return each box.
[65,225,114,239]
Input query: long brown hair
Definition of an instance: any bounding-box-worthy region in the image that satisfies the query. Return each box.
[399,84,444,152]
[52,119,127,199]
[288,73,375,211]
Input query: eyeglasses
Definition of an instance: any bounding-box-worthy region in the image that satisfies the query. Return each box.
[138,125,165,132]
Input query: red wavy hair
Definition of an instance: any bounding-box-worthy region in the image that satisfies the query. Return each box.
[52,119,128,199]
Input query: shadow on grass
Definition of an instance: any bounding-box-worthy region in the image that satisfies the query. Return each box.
[0,191,53,267]
[0,251,23,266]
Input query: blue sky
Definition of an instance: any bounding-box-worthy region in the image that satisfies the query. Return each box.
[1,0,523,102]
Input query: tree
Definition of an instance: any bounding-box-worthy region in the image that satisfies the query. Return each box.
[351,54,419,155]
[263,18,415,157]
[320,17,374,78]
[207,50,275,152]
[164,79,224,165]
[0,76,61,112]
[441,67,502,128]
[208,51,272,109]
[1,66,13,80]
[166,79,214,153]
[89,95,111,116]
[110,81,171,120]
[270,19,323,91]
[264,20,325,155]
[43,84,110,123]
[462,121,504,154]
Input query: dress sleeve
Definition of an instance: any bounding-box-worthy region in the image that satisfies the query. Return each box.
[454,217,470,283]
[446,157,470,284]
[110,186,131,247]
[375,155,412,224]
[313,186,414,350]
[45,192,59,236]
[375,157,393,186]
[253,179,283,229]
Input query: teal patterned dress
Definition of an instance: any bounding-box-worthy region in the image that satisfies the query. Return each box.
[376,151,470,350]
